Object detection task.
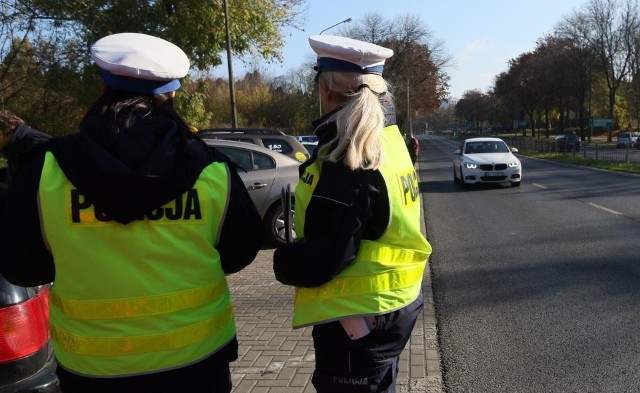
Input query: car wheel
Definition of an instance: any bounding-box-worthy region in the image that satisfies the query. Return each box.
[453,166,459,182]
[263,203,296,248]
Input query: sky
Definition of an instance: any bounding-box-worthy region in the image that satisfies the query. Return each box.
[218,0,589,100]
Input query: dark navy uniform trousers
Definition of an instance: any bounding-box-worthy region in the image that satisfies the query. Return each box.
[311,291,424,393]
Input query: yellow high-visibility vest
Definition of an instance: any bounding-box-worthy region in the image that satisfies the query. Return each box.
[39,152,236,376]
[292,125,432,328]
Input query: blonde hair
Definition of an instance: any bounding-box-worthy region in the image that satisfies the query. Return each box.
[318,71,391,170]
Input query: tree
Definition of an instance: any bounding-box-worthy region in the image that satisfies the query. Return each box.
[343,13,452,133]
[25,0,307,70]
[561,0,640,140]
[455,90,489,133]
[1,0,308,131]
[546,23,601,140]
[529,35,577,138]
[494,53,543,137]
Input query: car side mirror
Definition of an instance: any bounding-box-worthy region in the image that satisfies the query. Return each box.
[453,149,461,155]
[510,147,519,153]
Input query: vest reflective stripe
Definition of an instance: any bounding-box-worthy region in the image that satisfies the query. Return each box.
[292,125,432,328]
[294,249,426,304]
[39,152,235,376]
[356,241,431,266]
[50,306,233,357]
[49,281,228,320]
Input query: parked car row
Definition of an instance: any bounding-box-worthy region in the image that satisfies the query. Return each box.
[616,131,639,148]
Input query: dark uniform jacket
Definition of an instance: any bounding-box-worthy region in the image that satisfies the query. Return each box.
[0,114,264,392]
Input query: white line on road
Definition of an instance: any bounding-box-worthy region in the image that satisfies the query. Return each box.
[587,202,623,215]
[532,183,548,189]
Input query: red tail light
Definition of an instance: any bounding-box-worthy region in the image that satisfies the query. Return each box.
[0,286,50,363]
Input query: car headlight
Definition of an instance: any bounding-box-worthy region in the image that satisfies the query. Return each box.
[464,163,477,169]
[508,161,520,168]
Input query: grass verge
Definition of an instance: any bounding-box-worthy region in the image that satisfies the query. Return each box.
[518,149,640,175]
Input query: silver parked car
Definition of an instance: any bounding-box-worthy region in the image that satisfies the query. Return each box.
[202,138,300,247]
[616,131,639,148]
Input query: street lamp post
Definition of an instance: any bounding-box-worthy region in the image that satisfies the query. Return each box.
[407,78,413,136]
[223,0,237,128]
[319,18,352,34]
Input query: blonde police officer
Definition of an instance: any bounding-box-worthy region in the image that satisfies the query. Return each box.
[0,33,263,393]
[273,35,432,393]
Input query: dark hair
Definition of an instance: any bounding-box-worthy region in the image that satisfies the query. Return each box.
[80,87,192,149]
[0,109,25,136]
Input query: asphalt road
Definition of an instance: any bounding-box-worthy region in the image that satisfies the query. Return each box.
[419,135,640,393]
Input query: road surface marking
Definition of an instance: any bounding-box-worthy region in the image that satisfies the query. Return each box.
[532,183,548,189]
[587,202,622,215]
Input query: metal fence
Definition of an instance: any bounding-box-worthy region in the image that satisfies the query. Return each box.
[504,137,640,164]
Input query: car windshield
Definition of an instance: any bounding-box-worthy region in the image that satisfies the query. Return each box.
[464,141,510,154]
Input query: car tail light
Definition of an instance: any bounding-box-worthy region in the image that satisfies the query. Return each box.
[0,286,50,363]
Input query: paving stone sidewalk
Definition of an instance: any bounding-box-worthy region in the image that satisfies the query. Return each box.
[227,240,443,392]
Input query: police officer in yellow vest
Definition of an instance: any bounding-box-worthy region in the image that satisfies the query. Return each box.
[0,33,263,393]
[273,35,432,393]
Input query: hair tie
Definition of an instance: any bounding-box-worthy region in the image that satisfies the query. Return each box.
[357,84,370,91]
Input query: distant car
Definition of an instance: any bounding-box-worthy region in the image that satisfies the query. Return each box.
[453,137,522,188]
[553,133,581,152]
[0,277,59,392]
[198,128,309,163]
[301,141,318,156]
[203,139,300,247]
[295,135,318,143]
[616,131,639,148]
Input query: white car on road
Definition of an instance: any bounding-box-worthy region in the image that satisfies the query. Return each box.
[453,137,522,187]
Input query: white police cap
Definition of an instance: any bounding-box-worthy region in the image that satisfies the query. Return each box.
[91,32,190,94]
[309,35,393,75]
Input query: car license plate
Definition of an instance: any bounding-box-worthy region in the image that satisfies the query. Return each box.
[485,171,503,176]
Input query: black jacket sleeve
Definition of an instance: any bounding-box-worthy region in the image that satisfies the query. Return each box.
[2,125,52,181]
[273,161,386,288]
[216,162,264,274]
[0,152,55,286]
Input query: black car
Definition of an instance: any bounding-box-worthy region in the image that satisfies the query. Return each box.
[553,133,581,152]
[0,277,60,392]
